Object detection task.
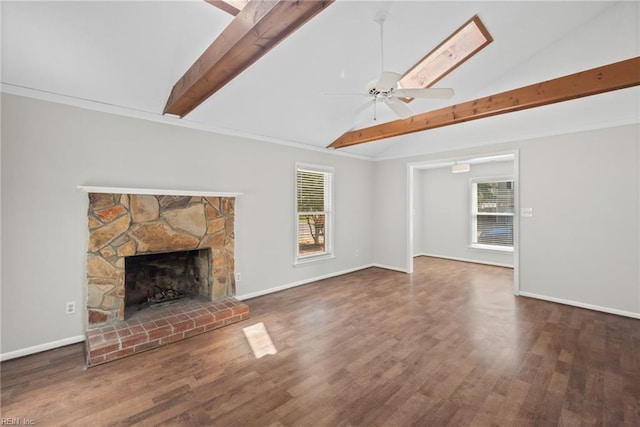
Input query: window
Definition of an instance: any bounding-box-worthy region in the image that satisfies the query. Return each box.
[296,164,333,262]
[471,179,514,251]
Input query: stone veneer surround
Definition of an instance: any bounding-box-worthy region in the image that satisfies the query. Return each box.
[86,193,236,327]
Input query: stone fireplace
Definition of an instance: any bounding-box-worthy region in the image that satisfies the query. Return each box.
[83,190,249,366]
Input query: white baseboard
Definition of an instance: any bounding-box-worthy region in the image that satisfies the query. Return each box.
[1,335,85,362]
[4,260,540,361]
[3,264,404,361]
[518,291,640,319]
[415,253,514,269]
[235,263,412,301]
[236,264,376,300]
[371,263,408,273]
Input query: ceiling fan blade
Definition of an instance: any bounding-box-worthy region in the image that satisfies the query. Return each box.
[385,97,413,118]
[376,71,401,90]
[345,99,377,130]
[353,99,375,116]
[394,87,455,99]
[323,91,369,97]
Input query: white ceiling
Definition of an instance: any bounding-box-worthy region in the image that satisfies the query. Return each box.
[2,1,638,160]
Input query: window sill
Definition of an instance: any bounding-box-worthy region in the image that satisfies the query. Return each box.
[469,243,514,253]
[294,253,335,266]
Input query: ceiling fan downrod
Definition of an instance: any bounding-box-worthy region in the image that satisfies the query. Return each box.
[374,12,387,77]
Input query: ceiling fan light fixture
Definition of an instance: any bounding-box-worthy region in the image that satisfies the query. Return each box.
[451,163,471,174]
[398,15,493,100]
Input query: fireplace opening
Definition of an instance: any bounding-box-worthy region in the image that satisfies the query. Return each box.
[124,248,212,318]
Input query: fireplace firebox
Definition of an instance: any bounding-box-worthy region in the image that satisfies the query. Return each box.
[124,248,211,316]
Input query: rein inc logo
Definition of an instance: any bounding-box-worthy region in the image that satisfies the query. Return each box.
[1,419,35,425]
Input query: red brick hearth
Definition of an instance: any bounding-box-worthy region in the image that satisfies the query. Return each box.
[85,297,249,366]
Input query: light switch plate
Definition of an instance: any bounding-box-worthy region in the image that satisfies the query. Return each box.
[521,208,533,217]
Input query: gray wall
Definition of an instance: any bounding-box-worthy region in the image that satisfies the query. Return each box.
[1,94,373,355]
[374,124,640,316]
[2,94,639,358]
[416,161,514,266]
[518,126,639,313]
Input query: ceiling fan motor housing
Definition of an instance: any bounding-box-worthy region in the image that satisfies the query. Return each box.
[366,71,402,101]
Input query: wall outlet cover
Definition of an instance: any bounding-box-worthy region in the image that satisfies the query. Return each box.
[65,301,76,315]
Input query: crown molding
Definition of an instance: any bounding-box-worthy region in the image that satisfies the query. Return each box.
[1,83,373,161]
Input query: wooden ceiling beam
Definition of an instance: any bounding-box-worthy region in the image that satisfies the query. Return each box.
[329,56,640,149]
[204,0,247,16]
[164,0,334,117]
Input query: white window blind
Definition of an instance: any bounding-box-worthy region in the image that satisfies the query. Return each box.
[471,180,514,249]
[296,164,333,261]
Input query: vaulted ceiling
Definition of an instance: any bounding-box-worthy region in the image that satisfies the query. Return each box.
[2,1,638,160]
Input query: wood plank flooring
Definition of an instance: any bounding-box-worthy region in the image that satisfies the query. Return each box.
[2,257,639,426]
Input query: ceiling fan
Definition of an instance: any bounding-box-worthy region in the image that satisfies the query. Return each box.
[333,13,454,121]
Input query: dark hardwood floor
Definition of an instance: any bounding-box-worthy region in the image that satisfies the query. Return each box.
[2,257,639,426]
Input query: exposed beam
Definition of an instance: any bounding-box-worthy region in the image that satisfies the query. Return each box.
[165,0,334,117]
[329,56,640,149]
[204,0,247,16]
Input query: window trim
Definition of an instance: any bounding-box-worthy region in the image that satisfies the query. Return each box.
[470,176,514,252]
[294,162,334,264]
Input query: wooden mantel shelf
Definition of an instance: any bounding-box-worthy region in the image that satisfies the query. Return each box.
[77,185,242,197]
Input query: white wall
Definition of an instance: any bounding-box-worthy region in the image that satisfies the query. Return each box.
[0,94,373,356]
[374,124,640,317]
[416,161,514,266]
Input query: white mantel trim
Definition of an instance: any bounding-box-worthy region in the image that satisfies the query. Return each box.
[77,186,242,197]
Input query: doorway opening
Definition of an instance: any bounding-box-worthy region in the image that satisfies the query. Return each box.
[407,150,519,294]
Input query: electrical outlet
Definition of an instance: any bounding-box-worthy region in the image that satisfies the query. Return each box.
[235,272,241,282]
[65,301,76,315]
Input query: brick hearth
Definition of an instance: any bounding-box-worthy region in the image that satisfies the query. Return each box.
[85,297,249,366]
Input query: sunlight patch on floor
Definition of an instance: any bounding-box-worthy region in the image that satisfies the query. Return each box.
[242,322,277,358]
